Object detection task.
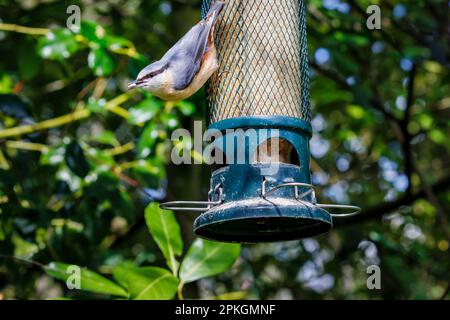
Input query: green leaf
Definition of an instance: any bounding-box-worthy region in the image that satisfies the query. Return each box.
[78,21,107,45]
[179,238,240,284]
[44,262,128,297]
[417,113,433,130]
[19,40,40,80]
[0,74,14,93]
[137,124,159,158]
[429,129,445,145]
[105,35,135,52]
[130,159,165,188]
[113,264,178,300]
[86,98,106,113]
[56,167,82,192]
[160,113,179,129]
[40,144,65,166]
[128,97,161,125]
[37,29,79,60]
[333,31,369,46]
[176,101,196,116]
[145,202,182,274]
[346,104,365,120]
[91,130,119,147]
[88,47,115,76]
[12,234,39,259]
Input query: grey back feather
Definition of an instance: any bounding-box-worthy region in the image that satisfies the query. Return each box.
[162,21,211,91]
[159,1,224,90]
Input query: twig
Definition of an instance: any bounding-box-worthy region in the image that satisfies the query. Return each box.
[415,170,450,241]
[104,142,135,156]
[0,149,10,169]
[0,92,133,139]
[0,254,46,270]
[5,140,49,152]
[0,23,49,35]
[0,109,90,139]
[334,174,450,226]
[104,93,131,120]
[402,63,417,195]
[177,282,184,300]
[440,283,450,300]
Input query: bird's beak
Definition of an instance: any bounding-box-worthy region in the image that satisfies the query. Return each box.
[127,81,137,90]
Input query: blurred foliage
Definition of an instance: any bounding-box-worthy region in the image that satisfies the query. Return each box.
[43,204,240,299]
[0,0,449,300]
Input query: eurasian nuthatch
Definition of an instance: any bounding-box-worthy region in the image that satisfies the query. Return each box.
[127,1,226,101]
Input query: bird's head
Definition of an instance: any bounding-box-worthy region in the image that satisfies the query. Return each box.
[128,61,171,92]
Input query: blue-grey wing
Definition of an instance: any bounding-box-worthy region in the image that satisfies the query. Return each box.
[163,22,211,91]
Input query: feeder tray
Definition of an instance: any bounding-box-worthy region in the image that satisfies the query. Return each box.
[160,0,361,243]
[162,162,360,242]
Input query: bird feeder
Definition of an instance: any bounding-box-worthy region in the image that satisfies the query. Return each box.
[161,0,360,242]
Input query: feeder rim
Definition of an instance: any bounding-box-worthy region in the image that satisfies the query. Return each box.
[208,116,312,135]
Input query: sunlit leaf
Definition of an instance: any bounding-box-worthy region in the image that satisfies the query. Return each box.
[37,29,79,60]
[137,124,159,158]
[113,264,178,300]
[91,130,120,147]
[78,21,107,45]
[105,35,135,52]
[179,238,240,284]
[333,31,369,46]
[86,98,106,113]
[88,47,115,76]
[128,97,161,125]
[145,202,182,274]
[429,129,445,144]
[45,262,128,297]
[176,101,196,116]
[40,145,65,166]
[130,159,165,189]
[160,113,179,129]
[346,104,365,120]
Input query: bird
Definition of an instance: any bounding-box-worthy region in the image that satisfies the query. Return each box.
[253,138,294,164]
[127,1,226,101]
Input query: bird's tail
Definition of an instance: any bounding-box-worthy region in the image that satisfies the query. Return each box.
[205,1,226,25]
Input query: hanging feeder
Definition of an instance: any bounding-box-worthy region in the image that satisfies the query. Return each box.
[161,0,360,242]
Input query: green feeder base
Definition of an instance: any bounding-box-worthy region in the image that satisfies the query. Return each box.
[194,198,332,243]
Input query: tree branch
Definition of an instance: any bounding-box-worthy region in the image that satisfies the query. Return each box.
[0,23,49,35]
[310,61,399,123]
[402,63,417,195]
[334,174,450,226]
[0,109,90,139]
[346,0,404,55]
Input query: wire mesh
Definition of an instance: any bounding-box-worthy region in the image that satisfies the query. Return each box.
[202,0,311,124]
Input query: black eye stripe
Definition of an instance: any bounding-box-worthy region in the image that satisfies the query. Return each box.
[139,64,168,81]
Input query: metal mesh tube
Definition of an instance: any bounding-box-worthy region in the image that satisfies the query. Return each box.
[202,0,311,124]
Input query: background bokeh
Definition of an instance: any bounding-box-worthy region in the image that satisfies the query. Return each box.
[0,0,449,299]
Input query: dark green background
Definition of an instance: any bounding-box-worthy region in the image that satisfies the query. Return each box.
[0,0,449,299]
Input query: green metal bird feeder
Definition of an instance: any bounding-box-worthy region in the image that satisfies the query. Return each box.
[161,0,360,242]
